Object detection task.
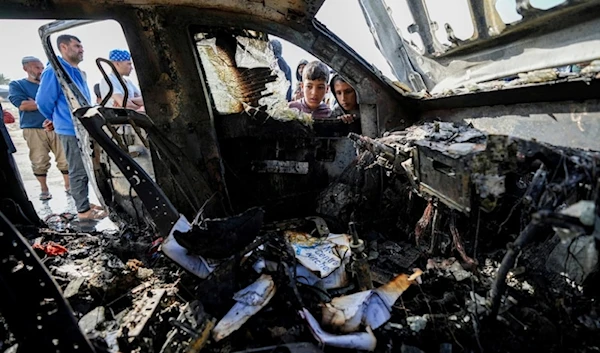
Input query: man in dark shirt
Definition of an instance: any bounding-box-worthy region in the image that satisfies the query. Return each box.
[8,56,70,200]
[269,39,292,101]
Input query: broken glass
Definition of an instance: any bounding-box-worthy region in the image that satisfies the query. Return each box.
[195,33,292,118]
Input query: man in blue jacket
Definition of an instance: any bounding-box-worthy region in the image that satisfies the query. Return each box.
[9,56,70,201]
[36,34,107,220]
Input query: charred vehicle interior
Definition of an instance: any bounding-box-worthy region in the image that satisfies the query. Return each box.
[1,0,600,352]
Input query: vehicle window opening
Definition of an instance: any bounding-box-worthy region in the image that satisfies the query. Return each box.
[3,19,154,224]
[194,30,317,123]
[531,0,566,10]
[193,28,363,215]
[193,29,361,132]
[495,0,523,23]
[423,0,474,45]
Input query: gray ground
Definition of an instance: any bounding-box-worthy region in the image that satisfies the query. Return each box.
[3,99,116,231]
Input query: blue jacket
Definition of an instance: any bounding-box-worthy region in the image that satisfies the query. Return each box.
[277,57,292,102]
[36,56,91,136]
[8,79,47,129]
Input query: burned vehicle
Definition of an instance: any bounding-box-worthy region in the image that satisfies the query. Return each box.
[1,0,600,352]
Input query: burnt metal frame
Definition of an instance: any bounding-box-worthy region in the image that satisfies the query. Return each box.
[362,0,600,93]
[73,107,181,237]
[401,0,600,58]
[0,212,96,352]
[358,0,432,92]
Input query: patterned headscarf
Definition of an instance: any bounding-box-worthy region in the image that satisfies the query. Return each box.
[109,49,131,62]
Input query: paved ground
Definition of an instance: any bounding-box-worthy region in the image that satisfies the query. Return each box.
[3,100,116,232]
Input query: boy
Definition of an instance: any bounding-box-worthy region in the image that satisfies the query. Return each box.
[288,60,331,119]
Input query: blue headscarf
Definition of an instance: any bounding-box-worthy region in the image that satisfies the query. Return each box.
[109,49,131,61]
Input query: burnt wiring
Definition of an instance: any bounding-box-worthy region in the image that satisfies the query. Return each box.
[489,220,547,320]
[489,151,597,320]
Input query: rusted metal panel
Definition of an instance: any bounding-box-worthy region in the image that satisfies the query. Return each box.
[0,0,322,24]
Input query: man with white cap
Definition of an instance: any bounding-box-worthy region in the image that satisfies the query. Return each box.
[8,56,70,200]
[99,49,144,111]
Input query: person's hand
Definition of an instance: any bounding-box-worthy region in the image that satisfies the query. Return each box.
[43,119,54,132]
[3,110,15,124]
[337,114,356,124]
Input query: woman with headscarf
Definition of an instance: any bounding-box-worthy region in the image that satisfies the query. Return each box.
[292,59,308,101]
[330,74,360,131]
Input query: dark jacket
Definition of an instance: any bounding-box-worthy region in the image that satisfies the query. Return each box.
[293,59,309,101]
[270,40,293,101]
[330,75,361,132]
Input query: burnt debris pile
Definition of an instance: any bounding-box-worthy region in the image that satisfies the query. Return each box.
[4,122,600,353]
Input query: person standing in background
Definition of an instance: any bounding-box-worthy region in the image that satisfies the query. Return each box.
[292,59,308,101]
[268,39,292,101]
[9,56,70,200]
[36,34,107,220]
[99,49,144,112]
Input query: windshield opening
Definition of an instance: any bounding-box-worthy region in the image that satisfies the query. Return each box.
[382,0,424,53]
[496,0,523,23]
[531,0,566,10]
[423,0,474,45]
[315,0,398,81]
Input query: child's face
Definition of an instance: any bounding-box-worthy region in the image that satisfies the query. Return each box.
[298,64,306,77]
[333,81,357,111]
[301,79,328,110]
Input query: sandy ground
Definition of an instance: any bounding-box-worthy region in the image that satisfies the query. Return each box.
[2,99,115,231]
